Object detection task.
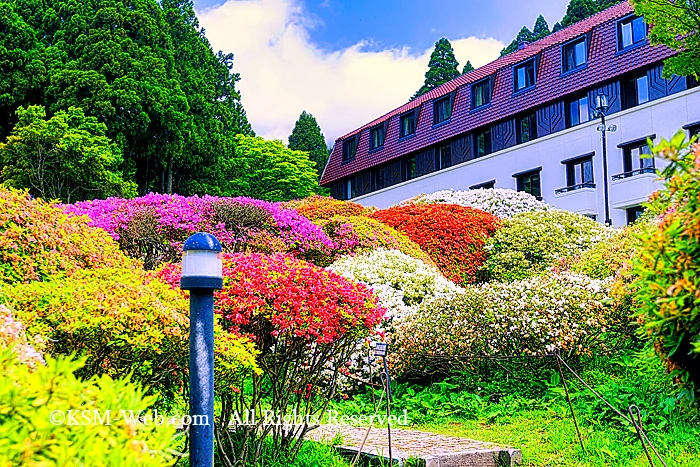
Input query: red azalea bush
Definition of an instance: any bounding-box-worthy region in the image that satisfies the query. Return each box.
[283,195,369,222]
[370,204,501,285]
[157,253,384,464]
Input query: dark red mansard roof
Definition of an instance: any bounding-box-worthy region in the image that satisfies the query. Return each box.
[320,1,675,186]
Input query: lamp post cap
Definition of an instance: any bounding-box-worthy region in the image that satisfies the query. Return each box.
[183,232,222,252]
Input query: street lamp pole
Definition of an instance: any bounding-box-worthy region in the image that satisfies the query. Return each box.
[595,93,616,226]
[180,233,223,467]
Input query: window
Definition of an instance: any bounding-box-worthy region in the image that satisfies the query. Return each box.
[475,129,492,158]
[472,79,491,109]
[342,138,356,162]
[514,59,536,91]
[614,138,655,179]
[626,206,645,225]
[470,180,496,190]
[433,96,452,124]
[400,111,416,138]
[437,144,451,170]
[689,76,700,89]
[568,95,591,127]
[563,38,587,72]
[370,125,385,150]
[684,122,700,141]
[514,168,542,198]
[517,113,537,144]
[618,16,646,50]
[345,179,356,199]
[559,155,594,193]
[622,74,649,109]
[403,156,417,181]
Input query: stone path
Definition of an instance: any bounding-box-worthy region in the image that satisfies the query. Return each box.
[309,425,521,466]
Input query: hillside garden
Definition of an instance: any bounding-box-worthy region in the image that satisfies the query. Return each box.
[0,134,699,466]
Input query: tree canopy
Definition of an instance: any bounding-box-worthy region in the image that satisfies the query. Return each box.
[412,38,461,99]
[632,0,700,78]
[288,111,329,179]
[462,60,475,74]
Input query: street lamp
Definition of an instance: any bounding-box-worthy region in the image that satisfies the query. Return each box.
[594,93,617,226]
[181,233,223,467]
[373,342,393,464]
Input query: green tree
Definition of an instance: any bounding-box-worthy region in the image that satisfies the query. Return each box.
[632,0,700,78]
[500,26,536,56]
[0,106,136,203]
[288,111,329,179]
[561,0,598,27]
[533,14,551,39]
[219,135,318,202]
[412,38,461,99]
[462,60,475,74]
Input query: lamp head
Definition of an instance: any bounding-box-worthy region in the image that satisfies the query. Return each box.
[374,342,388,357]
[595,93,609,114]
[180,232,223,291]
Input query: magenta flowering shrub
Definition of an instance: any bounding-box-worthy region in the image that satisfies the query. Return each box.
[64,194,333,268]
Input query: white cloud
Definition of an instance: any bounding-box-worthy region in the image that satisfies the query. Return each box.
[197,0,504,146]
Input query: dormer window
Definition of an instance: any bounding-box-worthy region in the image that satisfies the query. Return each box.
[472,78,491,109]
[563,37,587,72]
[400,111,416,138]
[433,96,452,125]
[342,138,357,162]
[618,16,646,50]
[370,125,385,150]
[514,59,536,92]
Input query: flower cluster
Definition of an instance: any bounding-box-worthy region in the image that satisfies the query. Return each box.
[283,195,369,221]
[319,215,434,267]
[158,253,385,345]
[0,305,44,368]
[484,209,614,282]
[404,188,551,219]
[0,187,129,284]
[65,194,333,269]
[370,204,501,285]
[391,273,621,375]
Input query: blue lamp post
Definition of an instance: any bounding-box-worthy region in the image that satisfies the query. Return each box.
[180,233,223,467]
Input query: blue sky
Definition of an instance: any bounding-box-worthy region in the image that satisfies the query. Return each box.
[194,0,570,143]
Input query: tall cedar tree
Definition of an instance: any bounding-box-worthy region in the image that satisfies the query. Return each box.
[288,111,329,179]
[462,61,475,74]
[412,38,461,99]
[632,0,700,78]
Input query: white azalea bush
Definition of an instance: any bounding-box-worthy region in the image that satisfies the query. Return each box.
[390,272,626,375]
[483,209,614,282]
[0,305,44,368]
[327,248,463,386]
[403,188,550,219]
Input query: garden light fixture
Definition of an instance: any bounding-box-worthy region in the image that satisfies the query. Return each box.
[180,232,223,467]
[594,92,617,226]
[374,342,388,357]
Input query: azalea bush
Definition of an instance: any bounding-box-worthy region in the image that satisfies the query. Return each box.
[318,215,434,267]
[283,195,368,221]
[158,253,384,465]
[0,304,44,368]
[370,204,501,285]
[0,187,128,284]
[0,350,178,466]
[483,209,613,282]
[391,273,624,376]
[405,188,551,218]
[65,194,333,269]
[631,132,700,397]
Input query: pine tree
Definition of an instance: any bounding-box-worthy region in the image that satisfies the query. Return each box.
[462,60,475,74]
[500,26,536,56]
[553,22,563,33]
[532,14,551,39]
[561,0,598,28]
[288,111,329,179]
[412,38,461,99]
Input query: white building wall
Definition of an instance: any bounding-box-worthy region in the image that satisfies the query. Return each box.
[351,87,700,226]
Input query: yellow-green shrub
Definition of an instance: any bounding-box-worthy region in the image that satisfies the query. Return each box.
[0,350,178,466]
[0,186,130,284]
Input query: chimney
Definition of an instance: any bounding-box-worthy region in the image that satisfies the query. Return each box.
[518,40,530,50]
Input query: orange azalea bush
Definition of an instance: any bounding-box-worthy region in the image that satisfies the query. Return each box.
[632,132,700,396]
[0,187,130,284]
[370,204,501,285]
[283,195,368,222]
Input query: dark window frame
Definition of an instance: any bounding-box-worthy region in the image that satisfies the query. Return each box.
[626,206,645,225]
[517,112,538,144]
[622,72,650,109]
[471,78,492,109]
[436,144,452,170]
[562,37,587,74]
[556,153,595,194]
[342,138,357,162]
[402,155,417,181]
[617,15,647,52]
[369,124,385,151]
[613,135,656,180]
[513,58,536,93]
[567,94,591,128]
[399,111,417,139]
[513,167,542,199]
[683,121,700,141]
[474,128,492,158]
[433,95,453,125]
